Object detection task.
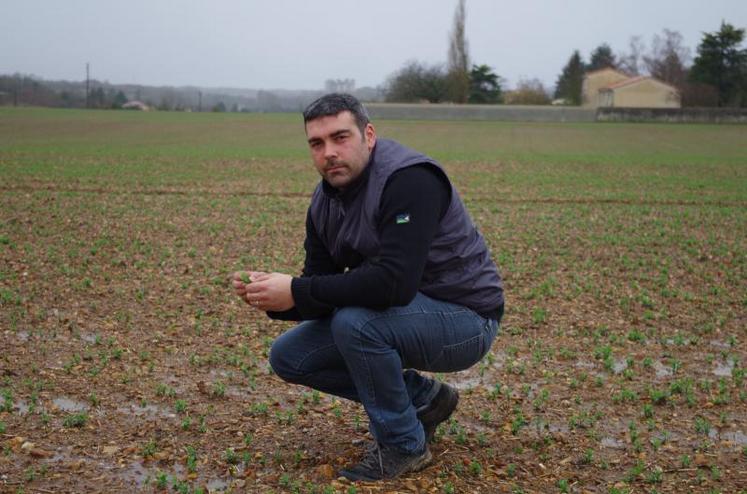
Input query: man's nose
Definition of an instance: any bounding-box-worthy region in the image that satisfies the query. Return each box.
[323,142,338,160]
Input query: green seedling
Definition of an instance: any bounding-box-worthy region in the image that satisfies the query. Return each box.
[240,272,252,284]
[142,439,157,458]
[63,412,88,428]
[154,471,168,489]
[1,388,13,413]
[694,416,711,435]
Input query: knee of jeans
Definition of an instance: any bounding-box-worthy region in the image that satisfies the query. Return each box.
[330,307,378,350]
[268,340,299,382]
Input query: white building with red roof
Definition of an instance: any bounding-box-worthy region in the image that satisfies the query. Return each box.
[582,68,681,109]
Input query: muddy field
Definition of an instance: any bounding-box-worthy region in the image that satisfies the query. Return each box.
[1,108,746,493]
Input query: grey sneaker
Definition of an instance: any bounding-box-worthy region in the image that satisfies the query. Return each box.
[338,443,432,481]
[417,382,459,443]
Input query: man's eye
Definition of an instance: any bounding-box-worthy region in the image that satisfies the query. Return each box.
[335,135,348,142]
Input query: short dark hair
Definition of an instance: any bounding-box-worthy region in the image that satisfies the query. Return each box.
[303,93,370,133]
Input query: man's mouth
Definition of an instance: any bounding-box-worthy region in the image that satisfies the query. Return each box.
[326,164,346,173]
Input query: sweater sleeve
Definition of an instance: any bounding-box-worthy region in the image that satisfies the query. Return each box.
[289,164,450,318]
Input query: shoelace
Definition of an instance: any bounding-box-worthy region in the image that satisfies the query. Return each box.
[377,443,384,478]
[358,442,385,478]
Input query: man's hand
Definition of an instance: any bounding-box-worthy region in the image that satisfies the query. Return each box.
[232,271,295,312]
[231,271,267,307]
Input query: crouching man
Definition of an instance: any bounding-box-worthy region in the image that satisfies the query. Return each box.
[233,93,504,481]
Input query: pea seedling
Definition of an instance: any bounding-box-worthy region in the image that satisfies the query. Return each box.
[240,273,251,284]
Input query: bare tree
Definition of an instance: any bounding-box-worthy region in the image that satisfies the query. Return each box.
[385,61,448,103]
[618,36,646,76]
[447,0,469,103]
[643,29,691,88]
[506,78,551,105]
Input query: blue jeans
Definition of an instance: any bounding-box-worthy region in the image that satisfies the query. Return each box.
[269,292,501,453]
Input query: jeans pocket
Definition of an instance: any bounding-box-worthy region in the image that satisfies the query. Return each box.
[429,331,487,373]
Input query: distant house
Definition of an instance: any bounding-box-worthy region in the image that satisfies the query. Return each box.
[582,68,680,109]
[122,100,150,111]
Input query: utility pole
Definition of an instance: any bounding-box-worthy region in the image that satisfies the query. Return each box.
[85,62,90,108]
[198,91,202,112]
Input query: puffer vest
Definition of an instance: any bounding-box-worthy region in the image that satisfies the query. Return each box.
[309,138,503,315]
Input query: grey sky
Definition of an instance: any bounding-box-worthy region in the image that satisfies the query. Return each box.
[2,0,746,91]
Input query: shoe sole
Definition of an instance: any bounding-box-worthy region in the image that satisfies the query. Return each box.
[412,447,433,471]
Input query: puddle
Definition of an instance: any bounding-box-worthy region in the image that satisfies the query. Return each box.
[53,397,89,412]
[713,361,734,377]
[653,360,673,378]
[708,429,747,448]
[80,333,98,344]
[120,460,151,486]
[575,360,595,369]
[601,436,625,449]
[547,422,570,434]
[207,478,229,491]
[209,369,232,379]
[485,350,507,370]
[120,460,229,491]
[452,375,483,391]
[120,461,186,486]
[118,403,175,419]
[13,400,30,414]
[613,359,627,374]
[722,431,747,446]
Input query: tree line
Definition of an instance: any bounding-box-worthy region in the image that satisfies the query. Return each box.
[2,2,745,110]
[386,4,747,108]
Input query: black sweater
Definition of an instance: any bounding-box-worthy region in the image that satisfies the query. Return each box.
[267,164,462,321]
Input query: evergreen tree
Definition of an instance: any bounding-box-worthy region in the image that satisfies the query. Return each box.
[468,64,503,103]
[554,50,585,105]
[112,90,128,108]
[588,43,617,71]
[690,22,747,107]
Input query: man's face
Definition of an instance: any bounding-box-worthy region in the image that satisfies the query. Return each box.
[305,111,376,190]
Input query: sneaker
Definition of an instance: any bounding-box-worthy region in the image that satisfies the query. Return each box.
[338,443,432,481]
[417,382,459,443]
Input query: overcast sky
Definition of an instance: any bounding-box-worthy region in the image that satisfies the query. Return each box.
[2,0,746,91]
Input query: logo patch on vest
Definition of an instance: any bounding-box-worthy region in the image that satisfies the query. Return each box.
[396,213,410,224]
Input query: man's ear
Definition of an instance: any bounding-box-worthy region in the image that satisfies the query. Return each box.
[365,123,376,150]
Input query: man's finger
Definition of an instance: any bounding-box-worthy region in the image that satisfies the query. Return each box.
[244,293,264,308]
[243,281,266,294]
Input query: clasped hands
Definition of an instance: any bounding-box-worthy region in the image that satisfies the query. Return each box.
[231,271,295,312]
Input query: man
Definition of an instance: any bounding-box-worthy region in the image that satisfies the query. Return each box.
[232,93,504,481]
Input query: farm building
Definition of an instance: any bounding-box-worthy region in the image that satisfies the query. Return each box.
[122,100,150,111]
[582,68,680,109]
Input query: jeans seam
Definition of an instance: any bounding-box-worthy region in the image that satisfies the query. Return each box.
[430,333,484,370]
[294,343,339,375]
[349,307,473,329]
[354,319,383,436]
